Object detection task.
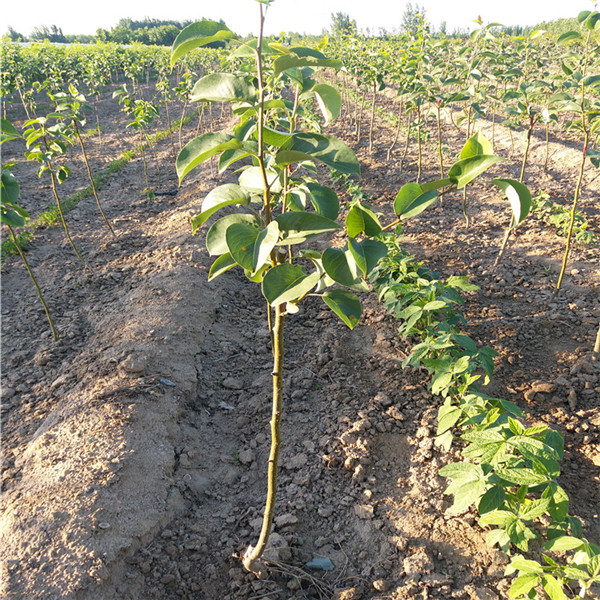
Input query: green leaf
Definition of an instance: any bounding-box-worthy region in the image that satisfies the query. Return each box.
[479,486,506,515]
[273,48,342,76]
[439,462,482,478]
[437,404,461,435]
[208,253,237,281]
[321,247,368,291]
[190,73,256,103]
[191,184,251,231]
[509,573,540,598]
[348,238,388,276]
[1,169,21,206]
[276,133,360,175]
[448,478,487,513]
[226,221,279,273]
[177,133,242,181]
[519,498,551,521]
[479,510,518,528]
[557,31,583,45]
[311,83,342,124]
[171,21,237,66]
[262,263,320,306]
[263,126,293,148]
[275,211,340,245]
[205,213,260,256]
[1,119,21,144]
[346,202,382,237]
[394,183,438,218]
[460,132,494,159]
[321,289,362,329]
[238,166,282,194]
[543,536,585,552]
[543,483,569,522]
[491,179,531,226]
[448,155,503,189]
[305,183,339,220]
[541,575,567,600]
[510,557,544,574]
[498,467,549,486]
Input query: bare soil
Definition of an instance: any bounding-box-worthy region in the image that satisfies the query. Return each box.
[1,81,599,600]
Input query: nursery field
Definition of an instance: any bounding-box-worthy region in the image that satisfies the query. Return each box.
[1,15,600,600]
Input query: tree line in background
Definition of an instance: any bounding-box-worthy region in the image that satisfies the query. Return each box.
[3,6,597,46]
[3,17,228,47]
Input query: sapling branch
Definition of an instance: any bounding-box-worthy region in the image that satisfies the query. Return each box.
[7,224,58,341]
[73,120,116,236]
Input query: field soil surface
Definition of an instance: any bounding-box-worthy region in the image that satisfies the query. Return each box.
[1,81,599,600]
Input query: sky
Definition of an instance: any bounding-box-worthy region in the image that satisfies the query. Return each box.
[2,0,598,38]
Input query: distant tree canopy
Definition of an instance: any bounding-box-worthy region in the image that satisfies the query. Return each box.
[30,25,67,43]
[330,12,356,36]
[401,3,429,36]
[95,17,228,47]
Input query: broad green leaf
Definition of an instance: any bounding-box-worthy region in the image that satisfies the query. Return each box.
[311,83,342,124]
[509,573,540,599]
[487,528,511,551]
[1,202,29,227]
[262,263,320,306]
[208,253,236,281]
[227,39,281,58]
[420,178,453,192]
[460,132,494,159]
[191,184,251,231]
[275,211,340,245]
[557,31,583,45]
[543,536,585,552]
[479,510,517,527]
[224,225,263,265]
[431,371,454,396]
[439,462,482,478]
[1,119,21,144]
[1,170,21,206]
[177,133,242,181]
[437,404,461,435]
[276,133,360,175]
[263,126,293,148]
[273,48,342,76]
[519,498,551,521]
[461,430,504,444]
[305,183,339,220]
[478,486,506,514]
[322,247,368,291]
[321,289,362,329]
[226,221,279,273]
[448,155,503,189]
[543,483,569,522]
[510,557,545,574]
[507,519,537,551]
[394,182,438,218]
[447,478,487,513]
[205,213,260,256]
[584,11,600,30]
[346,202,382,238]
[190,73,256,103]
[238,165,282,194]
[498,467,549,486]
[577,10,592,23]
[491,178,531,226]
[541,575,567,600]
[348,238,388,276]
[171,21,237,66]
